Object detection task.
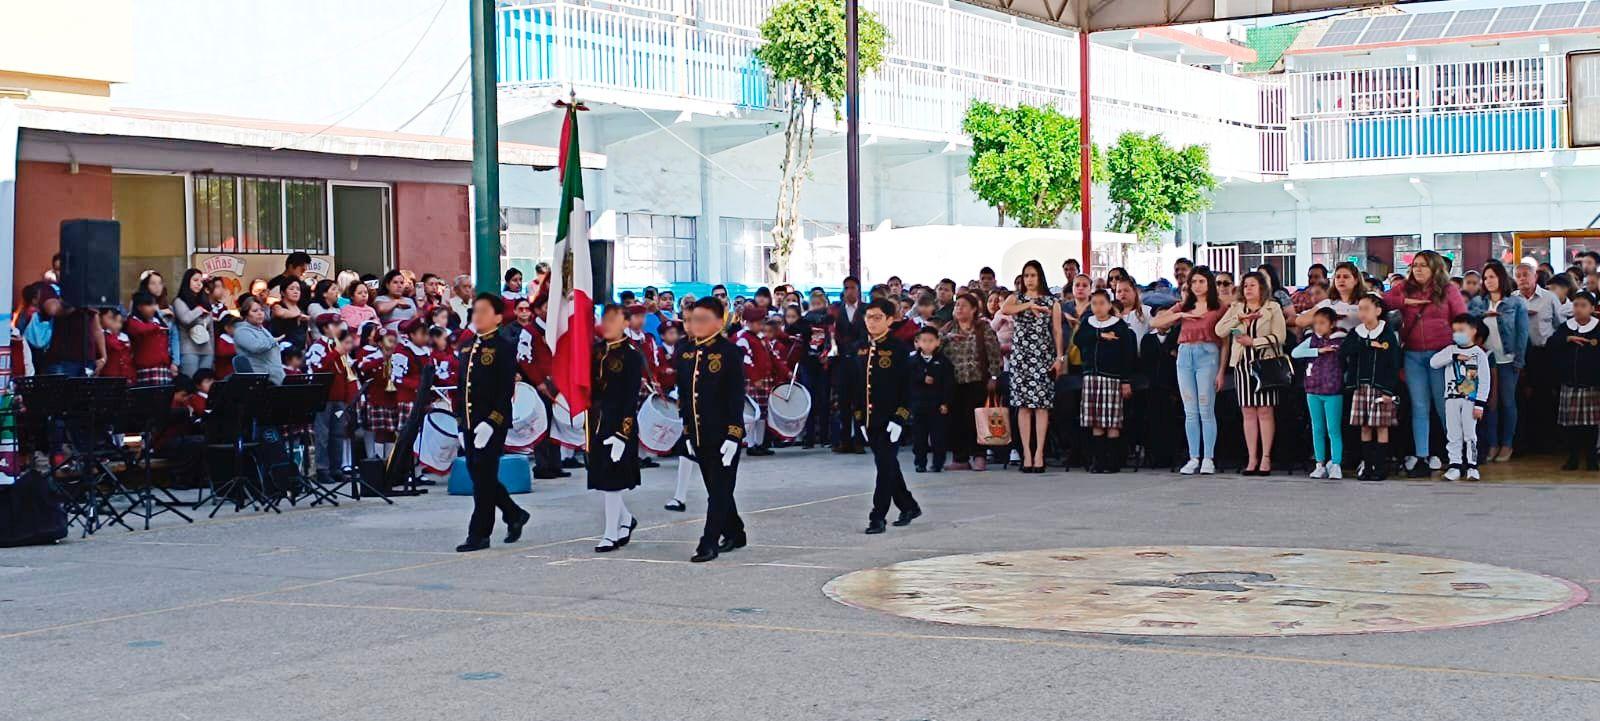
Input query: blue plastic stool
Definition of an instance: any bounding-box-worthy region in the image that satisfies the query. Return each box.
[447,455,533,496]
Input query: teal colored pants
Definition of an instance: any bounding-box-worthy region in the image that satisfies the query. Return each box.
[1306,393,1345,465]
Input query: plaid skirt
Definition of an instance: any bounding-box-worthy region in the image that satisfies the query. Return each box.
[135,366,175,386]
[747,376,773,411]
[1348,384,1398,427]
[1558,385,1600,427]
[1079,374,1124,429]
[395,401,416,431]
[367,402,399,434]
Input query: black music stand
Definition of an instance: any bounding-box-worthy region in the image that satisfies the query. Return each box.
[198,373,272,517]
[259,377,339,509]
[51,377,130,536]
[115,384,196,530]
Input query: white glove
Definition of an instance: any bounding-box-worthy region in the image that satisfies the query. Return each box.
[604,436,625,462]
[887,421,903,444]
[473,422,492,450]
[458,431,467,449]
[720,439,737,467]
[859,425,868,441]
[685,439,695,457]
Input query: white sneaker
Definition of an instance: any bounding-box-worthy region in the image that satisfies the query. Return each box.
[1010,449,1022,463]
[1466,466,1480,481]
[1443,467,1461,481]
[1199,459,1216,475]
[1309,463,1327,479]
[1326,463,1342,480]
[1404,455,1420,471]
[1428,456,1443,471]
[1178,459,1200,475]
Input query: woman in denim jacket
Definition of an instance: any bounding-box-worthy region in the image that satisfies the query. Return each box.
[1466,260,1528,462]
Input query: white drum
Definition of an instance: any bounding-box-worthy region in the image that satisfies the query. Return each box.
[505,382,549,454]
[550,395,587,450]
[742,395,761,443]
[638,393,683,455]
[767,382,811,440]
[414,409,460,475]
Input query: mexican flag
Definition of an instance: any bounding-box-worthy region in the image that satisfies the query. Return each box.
[544,102,593,415]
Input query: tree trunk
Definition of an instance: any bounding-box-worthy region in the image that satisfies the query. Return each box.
[771,86,817,285]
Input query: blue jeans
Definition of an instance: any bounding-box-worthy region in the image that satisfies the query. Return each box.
[1176,343,1220,460]
[43,360,94,377]
[1403,350,1447,458]
[1480,364,1520,449]
[1306,393,1344,464]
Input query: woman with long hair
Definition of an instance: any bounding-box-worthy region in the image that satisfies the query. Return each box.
[1152,266,1229,474]
[1467,260,1528,462]
[1114,277,1151,339]
[1383,250,1468,476]
[941,292,1003,470]
[1294,261,1366,332]
[375,269,418,333]
[172,268,214,376]
[1000,260,1059,473]
[1216,272,1287,475]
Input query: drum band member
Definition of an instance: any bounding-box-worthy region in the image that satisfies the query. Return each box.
[455,293,532,553]
[676,296,747,562]
[590,304,645,552]
[857,298,921,535]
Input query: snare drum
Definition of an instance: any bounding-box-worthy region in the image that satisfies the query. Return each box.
[742,395,761,442]
[766,382,811,440]
[505,382,549,454]
[550,395,587,450]
[414,409,461,475]
[638,393,683,455]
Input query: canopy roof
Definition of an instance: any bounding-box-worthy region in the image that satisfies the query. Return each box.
[956,0,1402,32]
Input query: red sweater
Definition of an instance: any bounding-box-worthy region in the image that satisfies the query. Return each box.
[101,329,134,381]
[1383,283,1467,352]
[306,336,357,404]
[125,315,171,370]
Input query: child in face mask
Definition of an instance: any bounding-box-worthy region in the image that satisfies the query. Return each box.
[1429,315,1492,481]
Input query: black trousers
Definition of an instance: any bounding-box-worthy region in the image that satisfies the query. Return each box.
[832,360,861,448]
[696,444,744,551]
[466,435,523,541]
[532,394,561,473]
[869,431,918,522]
[910,408,948,468]
[800,362,831,445]
[948,381,986,462]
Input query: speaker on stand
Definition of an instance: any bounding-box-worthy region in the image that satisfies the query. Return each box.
[59,219,121,309]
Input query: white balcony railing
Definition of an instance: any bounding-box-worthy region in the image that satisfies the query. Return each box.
[498,0,1285,177]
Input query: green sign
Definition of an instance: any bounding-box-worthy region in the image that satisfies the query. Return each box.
[1364,215,1381,224]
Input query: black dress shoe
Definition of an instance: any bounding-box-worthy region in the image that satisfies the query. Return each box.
[595,540,619,553]
[455,538,490,553]
[690,547,718,563]
[615,517,639,547]
[533,469,563,480]
[664,500,686,512]
[717,535,747,553]
[503,509,531,543]
[748,446,774,457]
[914,464,926,473]
[640,457,660,468]
[561,457,584,469]
[865,519,887,534]
[892,509,922,527]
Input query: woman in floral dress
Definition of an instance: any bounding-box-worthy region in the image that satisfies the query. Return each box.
[1000,260,1060,473]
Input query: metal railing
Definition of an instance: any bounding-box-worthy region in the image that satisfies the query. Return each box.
[497,0,1285,177]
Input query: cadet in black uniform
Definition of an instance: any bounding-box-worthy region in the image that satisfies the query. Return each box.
[676,296,748,562]
[589,304,645,552]
[455,293,531,553]
[856,298,922,534]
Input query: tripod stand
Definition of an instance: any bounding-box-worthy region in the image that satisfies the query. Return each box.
[198,373,273,517]
[262,376,340,508]
[115,384,196,530]
[52,377,131,536]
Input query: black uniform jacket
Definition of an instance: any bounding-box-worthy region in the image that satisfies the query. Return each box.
[905,350,954,413]
[1551,317,1600,388]
[588,338,643,491]
[458,326,519,443]
[852,332,912,433]
[674,333,747,452]
[1073,316,1138,380]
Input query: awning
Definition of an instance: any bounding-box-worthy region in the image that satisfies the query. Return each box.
[956,0,1404,32]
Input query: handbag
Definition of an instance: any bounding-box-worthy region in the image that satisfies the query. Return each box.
[1248,345,1293,390]
[975,391,1013,447]
[189,322,211,346]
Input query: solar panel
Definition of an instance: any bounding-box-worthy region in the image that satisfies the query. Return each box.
[1359,14,1412,44]
[1317,17,1371,47]
[1488,5,1540,34]
[1582,1,1600,28]
[1402,10,1454,40]
[1443,8,1497,37]
[1533,2,1586,31]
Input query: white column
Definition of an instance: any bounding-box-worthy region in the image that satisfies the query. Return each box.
[697,128,720,283]
[1294,205,1312,284]
[0,100,17,319]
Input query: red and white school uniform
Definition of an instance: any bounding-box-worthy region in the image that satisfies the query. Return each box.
[357,344,397,441]
[101,328,134,382]
[306,335,357,405]
[126,314,173,385]
[391,338,431,429]
[214,331,236,381]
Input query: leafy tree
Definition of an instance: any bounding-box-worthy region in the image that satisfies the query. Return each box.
[1104,131,1215,241]
[755,0,887,281]
[962,101,1102,229]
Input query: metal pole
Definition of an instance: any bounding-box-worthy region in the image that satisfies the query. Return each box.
[469,0,502,294]
[845,0,862,279]
[1078,30,1093,275]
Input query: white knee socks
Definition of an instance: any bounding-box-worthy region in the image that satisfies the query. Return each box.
[673,456,700,504]
[601,490,634,543]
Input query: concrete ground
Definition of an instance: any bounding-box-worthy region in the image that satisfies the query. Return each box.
[2,450,1597,721]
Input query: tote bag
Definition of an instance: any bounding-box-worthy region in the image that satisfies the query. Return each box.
[975,392,1013,447]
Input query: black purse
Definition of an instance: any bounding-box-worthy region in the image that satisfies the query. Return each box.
[1250,354,1294,391]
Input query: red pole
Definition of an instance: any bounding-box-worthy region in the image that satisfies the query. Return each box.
[1078,30,1093,275]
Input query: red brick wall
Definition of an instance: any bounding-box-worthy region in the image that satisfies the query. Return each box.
[13,161,114,299]
[393,182,471,277]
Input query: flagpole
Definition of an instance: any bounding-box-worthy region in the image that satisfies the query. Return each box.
[469,0,502,295]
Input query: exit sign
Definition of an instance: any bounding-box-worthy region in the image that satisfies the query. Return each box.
[1364,215,1381,224]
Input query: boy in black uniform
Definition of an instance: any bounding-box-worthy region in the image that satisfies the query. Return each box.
[454,293,531,553]
[906,326,954,473]
[589,304,645,552]
[857,299,922,534]
[675,297,748,563]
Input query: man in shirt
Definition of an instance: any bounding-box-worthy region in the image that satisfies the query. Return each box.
[267,251,313,309]
[1517,260,1565,453]
[931,279,957,326]
[831,276,868,453]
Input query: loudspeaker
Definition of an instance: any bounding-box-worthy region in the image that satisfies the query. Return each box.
[59,219,121,308]
[589,238,614,305]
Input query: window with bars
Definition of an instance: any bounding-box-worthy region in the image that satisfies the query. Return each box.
[193,174,328,254]
[500,207,552,279]
[1220,239,1298,285]
[618,212,696,286]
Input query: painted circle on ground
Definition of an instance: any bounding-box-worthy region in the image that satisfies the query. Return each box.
[822,546,1588,637]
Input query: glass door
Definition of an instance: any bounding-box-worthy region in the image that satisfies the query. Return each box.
[331,184,393,277]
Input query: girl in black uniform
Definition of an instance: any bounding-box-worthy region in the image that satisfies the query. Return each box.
[1551,291,1600,471]
[590,304,645,552]
[1072,290,1139,472]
